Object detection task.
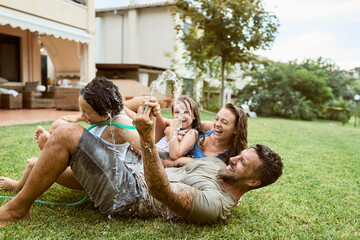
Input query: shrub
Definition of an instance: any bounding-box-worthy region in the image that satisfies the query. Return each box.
[338,112,349,126]
[323,107,351,122]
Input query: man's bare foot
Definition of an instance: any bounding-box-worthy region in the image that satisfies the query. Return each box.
[0,177,20,192]
[0,203,30,227]
[34,126,50,150]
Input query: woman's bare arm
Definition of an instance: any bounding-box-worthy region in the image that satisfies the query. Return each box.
[201,121,213,132]
[124,96,148,112]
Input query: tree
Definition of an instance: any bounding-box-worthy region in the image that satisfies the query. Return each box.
[299,58,354,100]
[237,61,334,120]
[291,68,333,106]
[173,0,279,107]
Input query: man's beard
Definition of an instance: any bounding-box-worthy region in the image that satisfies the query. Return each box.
[217,167,250,186]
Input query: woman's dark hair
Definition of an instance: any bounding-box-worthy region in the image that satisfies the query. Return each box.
[218,103,248,164]
[79,76,123,118]
[172,96,204,137]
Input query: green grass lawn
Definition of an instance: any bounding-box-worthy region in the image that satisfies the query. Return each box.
[0,112,359,239]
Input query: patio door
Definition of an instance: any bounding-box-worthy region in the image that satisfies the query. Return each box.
[0,33,20,82]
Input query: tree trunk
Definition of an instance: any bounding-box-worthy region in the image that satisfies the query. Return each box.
[206,85,210,108]
[220,60,225,108]
[206,64,213,109]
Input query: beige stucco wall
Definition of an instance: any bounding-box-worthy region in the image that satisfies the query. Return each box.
[84,0,96,82]
[0,0,89,30]
[96,12,123,63]
[96,6,177,69]
[0,0,96,83]
[136,7,175,68]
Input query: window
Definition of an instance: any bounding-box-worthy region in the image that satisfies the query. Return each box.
[71,0,86,6]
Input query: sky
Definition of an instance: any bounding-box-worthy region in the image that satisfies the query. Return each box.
[95,0,360,70]
[257,0,360,70]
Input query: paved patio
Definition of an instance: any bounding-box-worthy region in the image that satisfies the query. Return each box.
[0,109,79,126]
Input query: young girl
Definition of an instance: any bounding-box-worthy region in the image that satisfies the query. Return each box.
[0,76,157,192]
[124,95,204,164]
[155,96,204,163]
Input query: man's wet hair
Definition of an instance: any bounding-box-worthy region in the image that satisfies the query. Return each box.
[250,144,283,189]
[80,76,123,118]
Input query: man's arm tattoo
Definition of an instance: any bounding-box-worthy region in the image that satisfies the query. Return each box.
[142,140,195,219]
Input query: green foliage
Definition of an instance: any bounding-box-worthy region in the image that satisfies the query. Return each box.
[237,62,317,120]
[1,117,359,238]
[236,58,360,121]
[338,112,349,126]
[200,89,221,112]
[349,79,360,103]
[327,98,348,109]
[323,107,351,123]
[291,68,333,105]
[299,58,355,100]
[173,0,279,107]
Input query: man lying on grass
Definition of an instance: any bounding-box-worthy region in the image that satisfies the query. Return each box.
[0,104,283,226]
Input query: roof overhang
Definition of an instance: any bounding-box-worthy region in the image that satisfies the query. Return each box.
[0,5,90,43]
[40,36,81,77]
[96,0,175,12]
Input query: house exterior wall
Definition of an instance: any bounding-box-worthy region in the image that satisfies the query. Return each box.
[136,7,175,68]
[0,0,89,30]
[96,12,123,63]
[0,0,95,83]
[96,6,176,69]
[85,0,96,82]
[95,2,249,106]
[0,25,41,84]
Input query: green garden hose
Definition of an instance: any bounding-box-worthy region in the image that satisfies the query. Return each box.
[0,194,89,206]
[87,121,136,131]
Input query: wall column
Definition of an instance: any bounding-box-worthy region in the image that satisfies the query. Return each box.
[127,8,139,63]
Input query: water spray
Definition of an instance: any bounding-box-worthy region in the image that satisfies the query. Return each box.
[148,70,185,147]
